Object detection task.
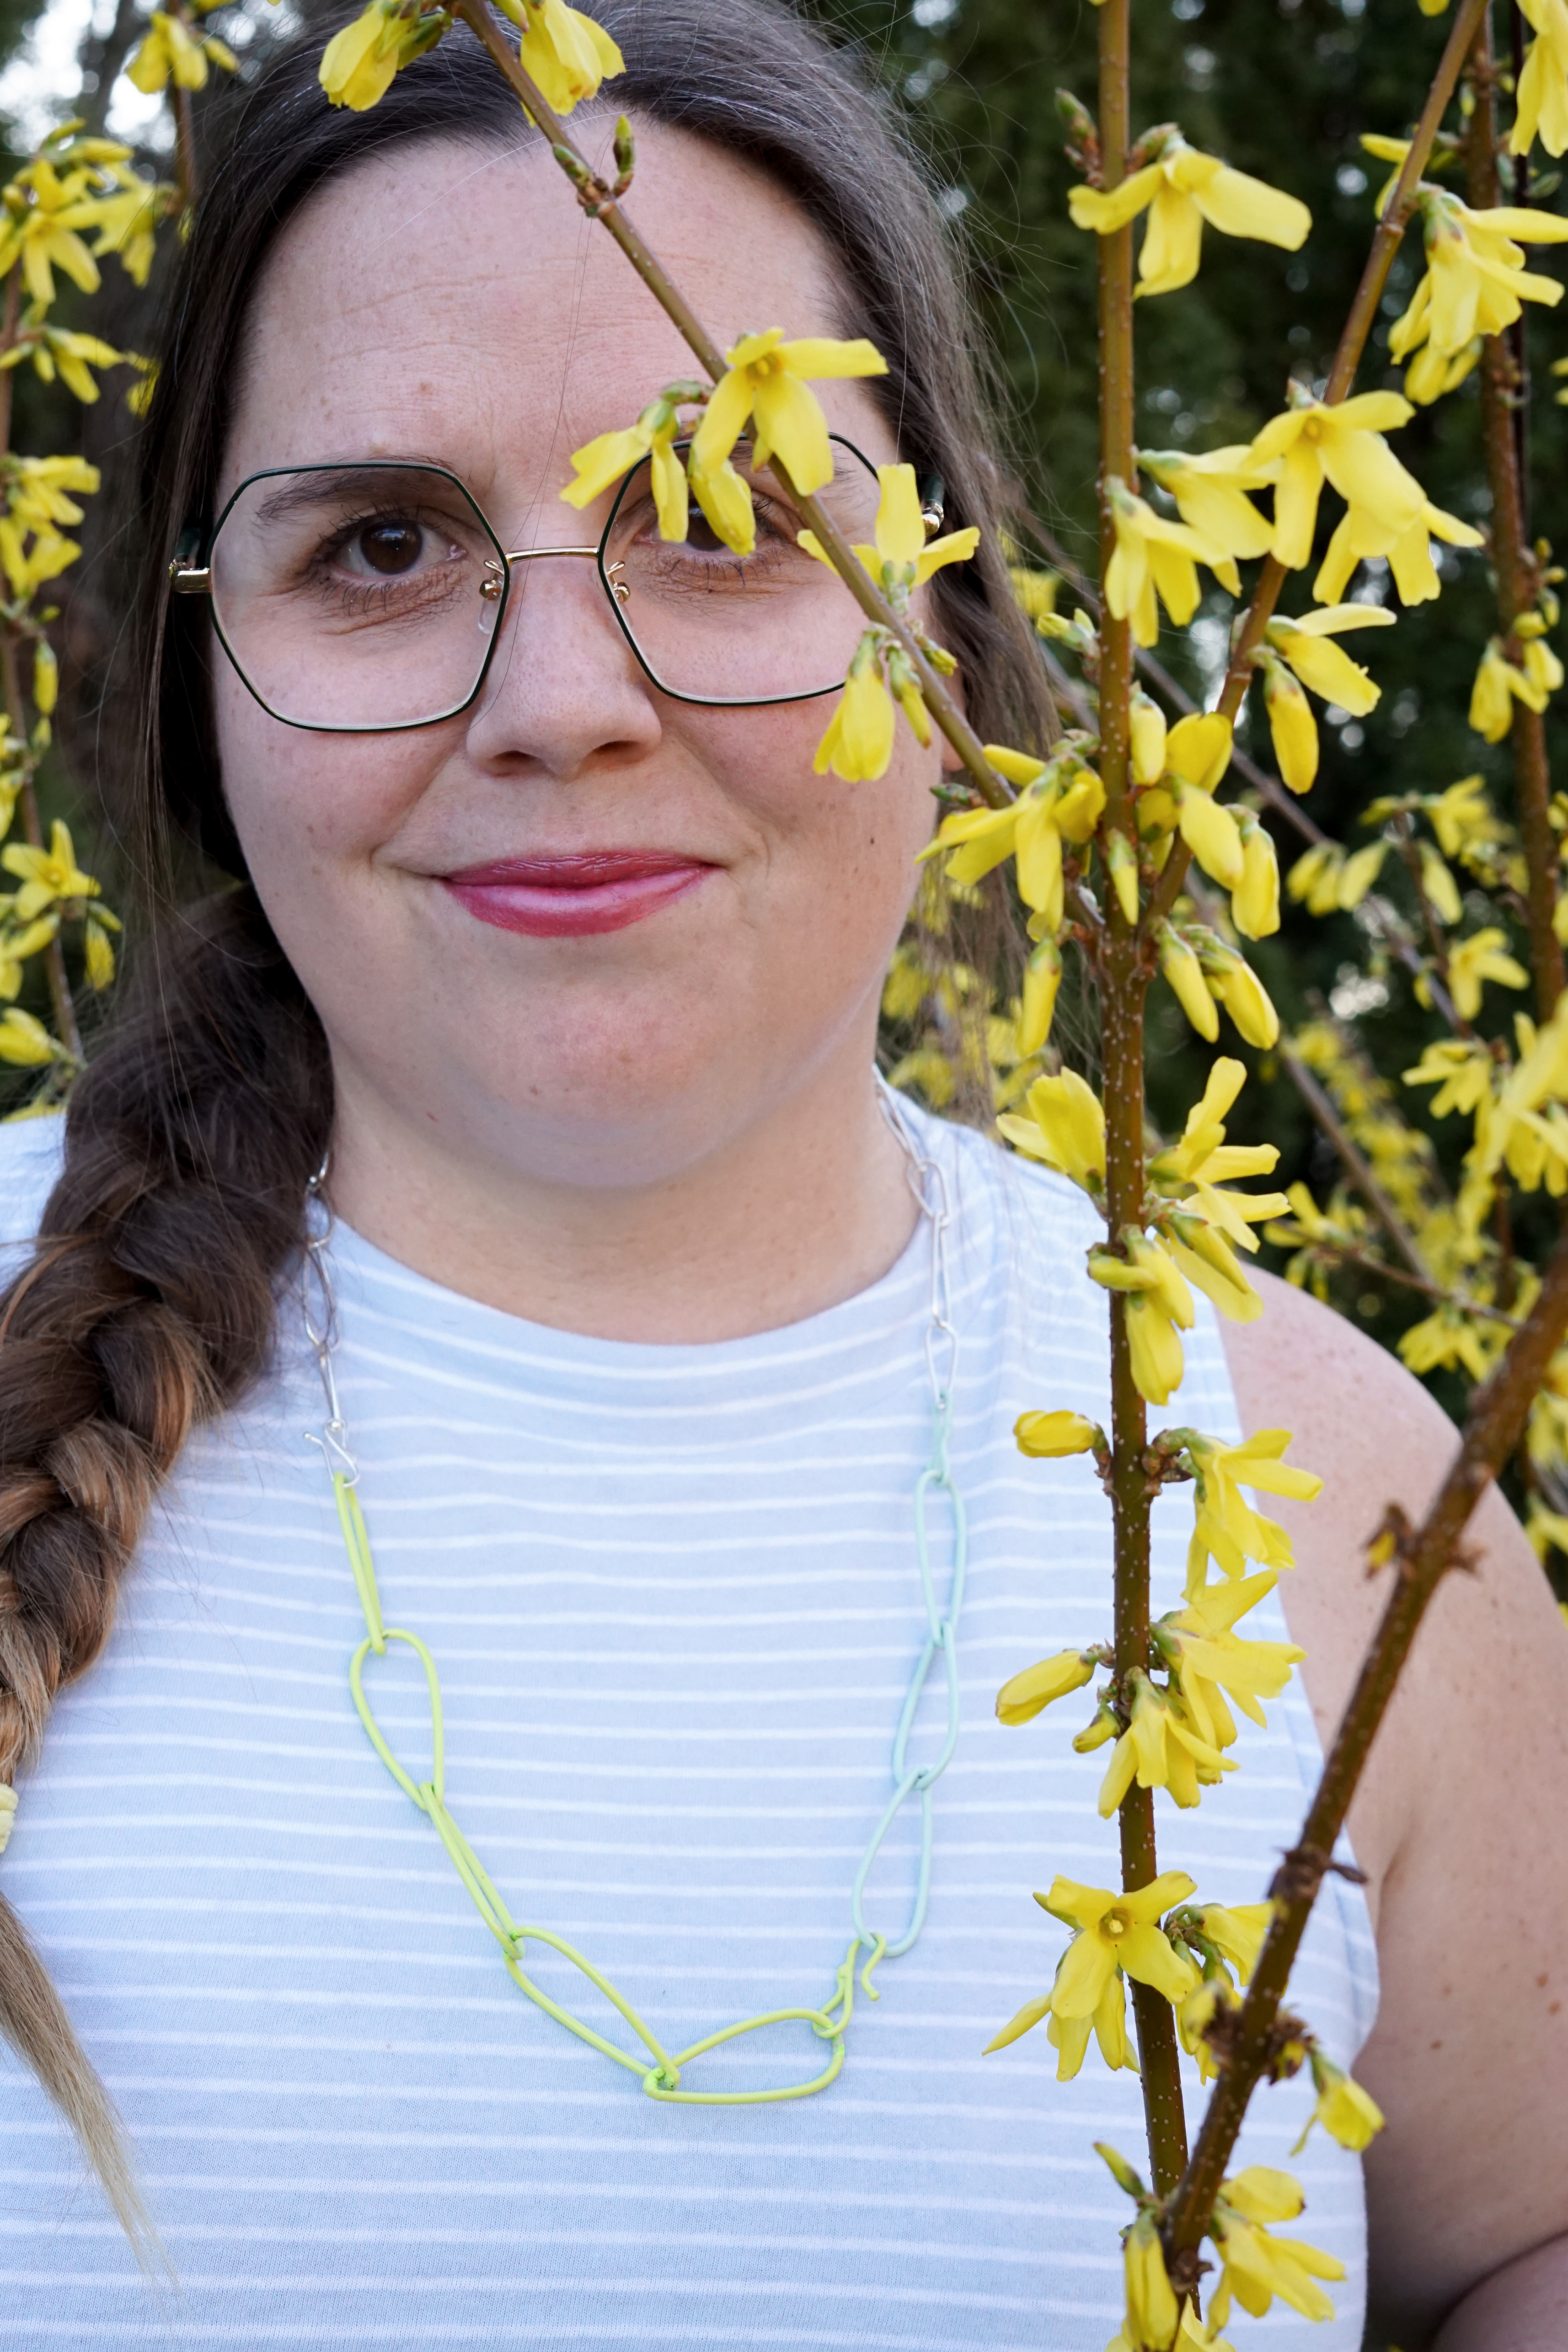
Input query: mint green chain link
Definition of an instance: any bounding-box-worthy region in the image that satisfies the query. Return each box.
[310,1104,965,2105]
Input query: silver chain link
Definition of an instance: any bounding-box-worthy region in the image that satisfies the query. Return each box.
[304,1092,967,1980]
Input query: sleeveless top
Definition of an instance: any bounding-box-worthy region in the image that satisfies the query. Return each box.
[0,1103,1377,2350]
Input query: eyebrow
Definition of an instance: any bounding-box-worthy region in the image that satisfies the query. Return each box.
[247,464,472,528]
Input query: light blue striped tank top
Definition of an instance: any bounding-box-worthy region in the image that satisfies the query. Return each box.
[0,1101,1376,2349]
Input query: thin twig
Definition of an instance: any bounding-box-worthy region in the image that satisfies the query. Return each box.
[1268,1223,1521,1327]
[1142,0,1493,938]
[1279,1040,1428,1279]
[451,0,1017,809]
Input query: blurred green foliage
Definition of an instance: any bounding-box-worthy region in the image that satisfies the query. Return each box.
[830,0,1568,1384]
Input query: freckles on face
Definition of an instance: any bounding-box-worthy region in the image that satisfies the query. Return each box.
[213,126,948,1173]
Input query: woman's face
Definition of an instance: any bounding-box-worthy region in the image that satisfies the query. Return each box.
[216,127,950,1194]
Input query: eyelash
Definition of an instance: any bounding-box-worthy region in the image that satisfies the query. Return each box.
[303,508,465,616]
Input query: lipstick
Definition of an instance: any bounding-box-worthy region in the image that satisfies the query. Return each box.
[442,850,713,938]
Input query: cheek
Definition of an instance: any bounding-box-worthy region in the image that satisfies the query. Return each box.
[680,696,939,960]
[216,669,440,882]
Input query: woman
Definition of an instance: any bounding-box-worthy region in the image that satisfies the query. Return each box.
[0,7,1563,2347]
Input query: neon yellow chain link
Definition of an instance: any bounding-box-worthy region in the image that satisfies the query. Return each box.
[333,1472,892,2103]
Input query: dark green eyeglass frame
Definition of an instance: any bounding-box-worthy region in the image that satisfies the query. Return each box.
[167,434,887,736]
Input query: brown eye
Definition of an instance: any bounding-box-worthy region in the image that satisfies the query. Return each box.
[685,509,726,553]
[358,521,422,574]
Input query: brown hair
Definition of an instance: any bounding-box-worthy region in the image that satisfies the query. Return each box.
[0,0,1052,2231]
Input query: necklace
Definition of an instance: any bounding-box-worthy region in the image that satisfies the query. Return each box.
[302,1087,968,2106]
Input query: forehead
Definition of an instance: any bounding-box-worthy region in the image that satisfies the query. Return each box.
[222,121,897,505]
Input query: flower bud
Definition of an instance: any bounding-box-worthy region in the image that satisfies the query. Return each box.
[995,1649,1095,1725]
[1231,809,1280,940]
[1104,828,1141,923]
[1129,689,1167,785]
[1018,935,1061,1055]
[1014,1407,1102,1457]
[1157,921,1220,1042]
[1262,654,1319,793]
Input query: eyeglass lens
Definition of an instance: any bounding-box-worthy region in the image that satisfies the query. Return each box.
[206,441,885,731]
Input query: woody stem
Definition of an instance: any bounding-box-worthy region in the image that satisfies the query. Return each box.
[1093,0,1188,2199]
[1463,6,1563,1022]
[1165,1219,1568,2265]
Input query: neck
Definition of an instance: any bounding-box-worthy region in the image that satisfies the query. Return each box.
[323,1040,922,1344]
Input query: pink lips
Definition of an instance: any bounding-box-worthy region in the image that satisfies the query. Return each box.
[443,850,713,938]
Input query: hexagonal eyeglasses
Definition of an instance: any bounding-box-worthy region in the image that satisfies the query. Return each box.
[168,435,887,734]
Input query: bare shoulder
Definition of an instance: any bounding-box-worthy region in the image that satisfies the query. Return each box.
[1223,1268,1568,2336]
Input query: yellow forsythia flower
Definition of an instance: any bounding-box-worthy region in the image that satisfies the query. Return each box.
[0,158,104,306]
[1312,491,1482,606]
[1445,926,1529,1022]
[997,1068,1105,1194]
[0,913,57,998]
[922,744,1104,932]
[1095,1668,1232,1813]
[1139,444,1275,562]
[1471,635,1550,739]
[127,11,235,94]
[494,0,624,115]
[688,328,886,547]
[1105,475,1235,646]
[0,1006,58,1065]
[2,819,98,918]
[1161,1571,1305,1743]
[1246,390,1424,571]
[1178,1898,1275,1983]
[1199,935,1279,1050]
[320,1,446,113]
[1164,709,1234,791]
[803,461,979,596]
[1293,2051,1385,2154]
[797,466,977,768]
[86,170,166,289]
[84,916,116,992]
[1172,778,1243,890]
[1184,1430,1322,1589]
[1018,935,1061,1055]
[1121,2211,1181,2352]
[1069,134,1310,298]
[1089,1231,1196,1407]
[984,1875,1198,2079]
[1039,1872,1199,2014]
[1389,190,1568,403]
[1403,1036,1494,1117]
[1511,1,1568,159]
[563,393,692,538]
[1207,2170,1345,2330]
[1265,604,1395,717]
[812,633,894,783]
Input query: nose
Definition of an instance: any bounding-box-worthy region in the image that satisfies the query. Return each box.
[463,541,661,779]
